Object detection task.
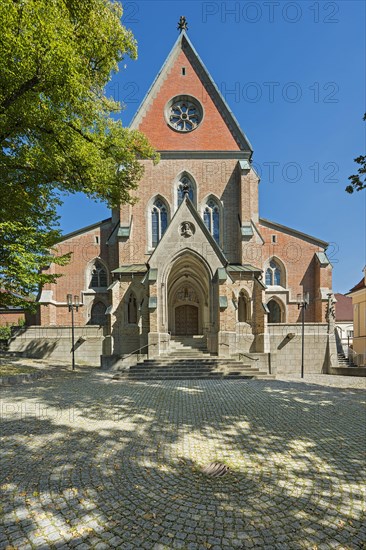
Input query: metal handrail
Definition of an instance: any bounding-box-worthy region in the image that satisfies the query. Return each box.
[239,352,259,362]
[121,344,149,362]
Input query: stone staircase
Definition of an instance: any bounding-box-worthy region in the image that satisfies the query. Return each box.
[337,352,355,368]
[114,336,274,381]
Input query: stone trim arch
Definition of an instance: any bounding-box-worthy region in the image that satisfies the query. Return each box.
[88,299,108,326]
[238,288,251,323]
[165,249,213,336]
[266,296,286,323]
[162,247,215,284]
[85,258,109,291]
[264,256,287,288]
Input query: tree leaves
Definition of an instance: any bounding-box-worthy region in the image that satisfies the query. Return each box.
[0,0,158,308]
[346,113,366,193]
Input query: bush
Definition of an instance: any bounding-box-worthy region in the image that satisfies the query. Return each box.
[0,326,12,340]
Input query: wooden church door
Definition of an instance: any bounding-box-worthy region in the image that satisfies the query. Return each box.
[175,305,199,335]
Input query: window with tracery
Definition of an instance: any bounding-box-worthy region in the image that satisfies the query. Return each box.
[177,176,194,206]
[128,293,138,324]
[151,198,168,247]
[166,97,202,132]
[265,260,282,286]
[90,260,108,288]
[204,199,220,244]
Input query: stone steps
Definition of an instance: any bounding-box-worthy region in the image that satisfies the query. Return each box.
[117,357,273,381]
[130,365,257,373]
[337,353,355,367]
[141,356,255,368]
[119,374,273,380]
[112,336,273,380]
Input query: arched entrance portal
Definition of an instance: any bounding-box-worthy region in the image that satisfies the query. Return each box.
[167,252,211,336]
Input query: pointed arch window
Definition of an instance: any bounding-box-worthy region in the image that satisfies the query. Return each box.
[265,260,282,286]
[177,176,194,206]
[238,290,251,322]
[128,293,138,324]
[90,301,107,325]
[151,199,168,247]
[267,300,282,323]
[90,260,108,288]
[204,199,220,244]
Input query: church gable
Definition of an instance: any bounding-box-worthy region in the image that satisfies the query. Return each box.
[130,32,252,153]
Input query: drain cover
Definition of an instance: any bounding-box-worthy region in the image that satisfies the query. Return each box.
[201,462,229,477]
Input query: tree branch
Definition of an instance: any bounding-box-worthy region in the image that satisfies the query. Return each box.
[0,75,40,112]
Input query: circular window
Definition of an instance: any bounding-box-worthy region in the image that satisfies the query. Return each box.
[165,95,203,132]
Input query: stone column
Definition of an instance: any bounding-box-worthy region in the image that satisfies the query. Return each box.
[325,292,337,371]
[218,281,236,356]
[252,279,269,352]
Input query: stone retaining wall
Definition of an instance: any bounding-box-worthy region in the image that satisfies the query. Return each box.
[8,326,105,366]
[268,323,336,375]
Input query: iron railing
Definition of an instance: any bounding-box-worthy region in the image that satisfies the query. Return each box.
[239,352,259,362]
[121,344,149,363]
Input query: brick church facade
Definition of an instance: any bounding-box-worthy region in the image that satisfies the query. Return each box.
[33,30,334,367]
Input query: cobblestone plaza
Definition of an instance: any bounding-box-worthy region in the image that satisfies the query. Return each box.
[1,372,365,549]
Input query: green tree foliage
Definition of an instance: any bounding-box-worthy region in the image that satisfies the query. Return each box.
[346,114,366,193]
[0,0,158,308]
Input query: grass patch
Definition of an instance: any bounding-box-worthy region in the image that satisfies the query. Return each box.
[0,365,39,377]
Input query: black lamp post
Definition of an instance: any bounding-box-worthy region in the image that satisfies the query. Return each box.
[67,294,80,370]
[297,291,310,378]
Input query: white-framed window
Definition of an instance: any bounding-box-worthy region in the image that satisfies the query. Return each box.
[265,258,285,287]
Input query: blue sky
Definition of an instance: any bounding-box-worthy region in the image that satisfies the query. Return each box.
[57,0,365,293]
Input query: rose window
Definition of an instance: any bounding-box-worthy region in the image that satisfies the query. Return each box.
[166,96,203,132]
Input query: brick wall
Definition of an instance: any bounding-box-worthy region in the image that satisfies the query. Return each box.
[118,158,242,265]
[39,220,115,326]
[255,223,332,323]
[138,50,240,151]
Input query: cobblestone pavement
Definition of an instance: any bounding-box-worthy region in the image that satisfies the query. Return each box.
[0,371,365,550]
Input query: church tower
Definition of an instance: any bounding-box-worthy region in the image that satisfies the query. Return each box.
[106,24,267,358]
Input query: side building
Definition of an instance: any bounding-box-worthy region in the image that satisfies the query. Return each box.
[347,268,366,366]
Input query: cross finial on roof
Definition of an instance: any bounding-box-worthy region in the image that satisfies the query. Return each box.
[177,16,188,33]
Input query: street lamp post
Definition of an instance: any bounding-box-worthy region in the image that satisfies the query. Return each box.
[297,291,310,379]
[67,294,80,370]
